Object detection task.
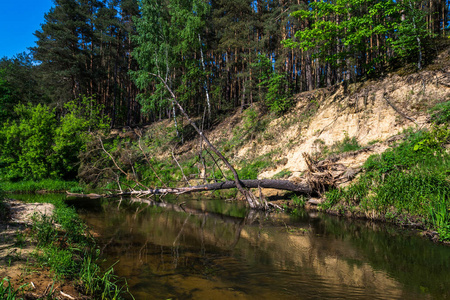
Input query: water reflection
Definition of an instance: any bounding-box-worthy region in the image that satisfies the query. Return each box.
[69,196,450,300]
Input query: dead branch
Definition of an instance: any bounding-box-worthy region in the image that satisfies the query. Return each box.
[150,72,265,209]
[171,147,191,186]
[383,92,419,127]
[302,153,349,195]
[98,136,149,190]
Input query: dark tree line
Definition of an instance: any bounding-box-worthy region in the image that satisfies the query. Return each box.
[134,0,449,121]
[1,0,449,126]
[31,0,141,127]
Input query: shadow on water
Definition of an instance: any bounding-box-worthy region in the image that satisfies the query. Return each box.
[16,194,450,299]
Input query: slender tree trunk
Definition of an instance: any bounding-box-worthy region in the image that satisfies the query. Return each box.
[198,34,211,118]
[409,0,423,69]
[152,73,265,209]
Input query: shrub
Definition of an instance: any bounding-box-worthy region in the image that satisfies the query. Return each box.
[0,97,109,182]
[0,103,56,181]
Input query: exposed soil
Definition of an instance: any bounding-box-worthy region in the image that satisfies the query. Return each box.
[0,200,88,299]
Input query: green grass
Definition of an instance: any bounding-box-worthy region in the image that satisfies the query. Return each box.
[430,100,450,125]
[314,134,363,160]
[0,277,27,300]
[292,195,307,208]
[6,193,133,299]
[273,169,292,179]
[30,210,130,298]
[0,179,79,193]
[331,135,362,154]
[320,126,450,240]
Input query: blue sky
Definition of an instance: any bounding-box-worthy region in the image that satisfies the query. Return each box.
[0,0,54,59]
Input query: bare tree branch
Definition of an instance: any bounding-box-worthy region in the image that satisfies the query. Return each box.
[149,72,265,209]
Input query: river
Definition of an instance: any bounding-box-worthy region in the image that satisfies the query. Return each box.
[12,194,450,299]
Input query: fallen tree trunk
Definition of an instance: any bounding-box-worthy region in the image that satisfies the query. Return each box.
[66,179,312,198]
[66,191,103,198]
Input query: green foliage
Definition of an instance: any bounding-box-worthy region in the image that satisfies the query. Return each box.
[413,124,450,152]
[0,277,27,300]
[429,101,450,124]
[238,156,274,180]
[38,245,79,278]
[80,256,130,300]
[53,96,110,179]
[0,98,108,181]
[273,169,292,179]
[322,127,450,240]
[0,179,78,193]
[28,197,130,298]
[133,0,210,116]
[332,134,362,154]
[285,0,433,72]
[291,195,306,208]
[374,172,449,215]
[0,104,56,181]
[253,54,292,113]
[241,107,268,138]
[389,0,434,68]
[243,108,258,132]
[322,179,370,211]
[31,213,58,246]
[0,69,14,124]
[0,54,44,124]
[364,128,448,174]
[315,134,362,159]
[429,194,450,241]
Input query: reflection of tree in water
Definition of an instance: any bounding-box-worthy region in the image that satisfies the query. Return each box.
[81,197,450,299]
[314,214,450,298]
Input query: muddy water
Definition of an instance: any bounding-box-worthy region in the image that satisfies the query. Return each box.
[65,196,450,300]
[14,194,450,299]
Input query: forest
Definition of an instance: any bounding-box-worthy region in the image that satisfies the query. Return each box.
[0,0,449,195]
[1,1,450,298]
[1,0,448,125]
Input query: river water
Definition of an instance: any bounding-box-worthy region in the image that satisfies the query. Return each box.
[13,194,450,299]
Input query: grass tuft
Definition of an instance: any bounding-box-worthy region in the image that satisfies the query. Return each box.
[0,277,27,300]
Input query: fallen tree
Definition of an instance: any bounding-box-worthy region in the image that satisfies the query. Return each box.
[67,179,312,198]
[70,147,362,210]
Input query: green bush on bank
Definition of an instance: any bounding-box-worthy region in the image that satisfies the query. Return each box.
[0,190,129,299]
[0,97,109,182]
[321,122,450,240]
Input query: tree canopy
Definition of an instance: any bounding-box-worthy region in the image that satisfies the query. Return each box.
[0,0,447,126]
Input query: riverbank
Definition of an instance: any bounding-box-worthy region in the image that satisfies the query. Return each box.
[0,179,82,194]
[0,195,131,299]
